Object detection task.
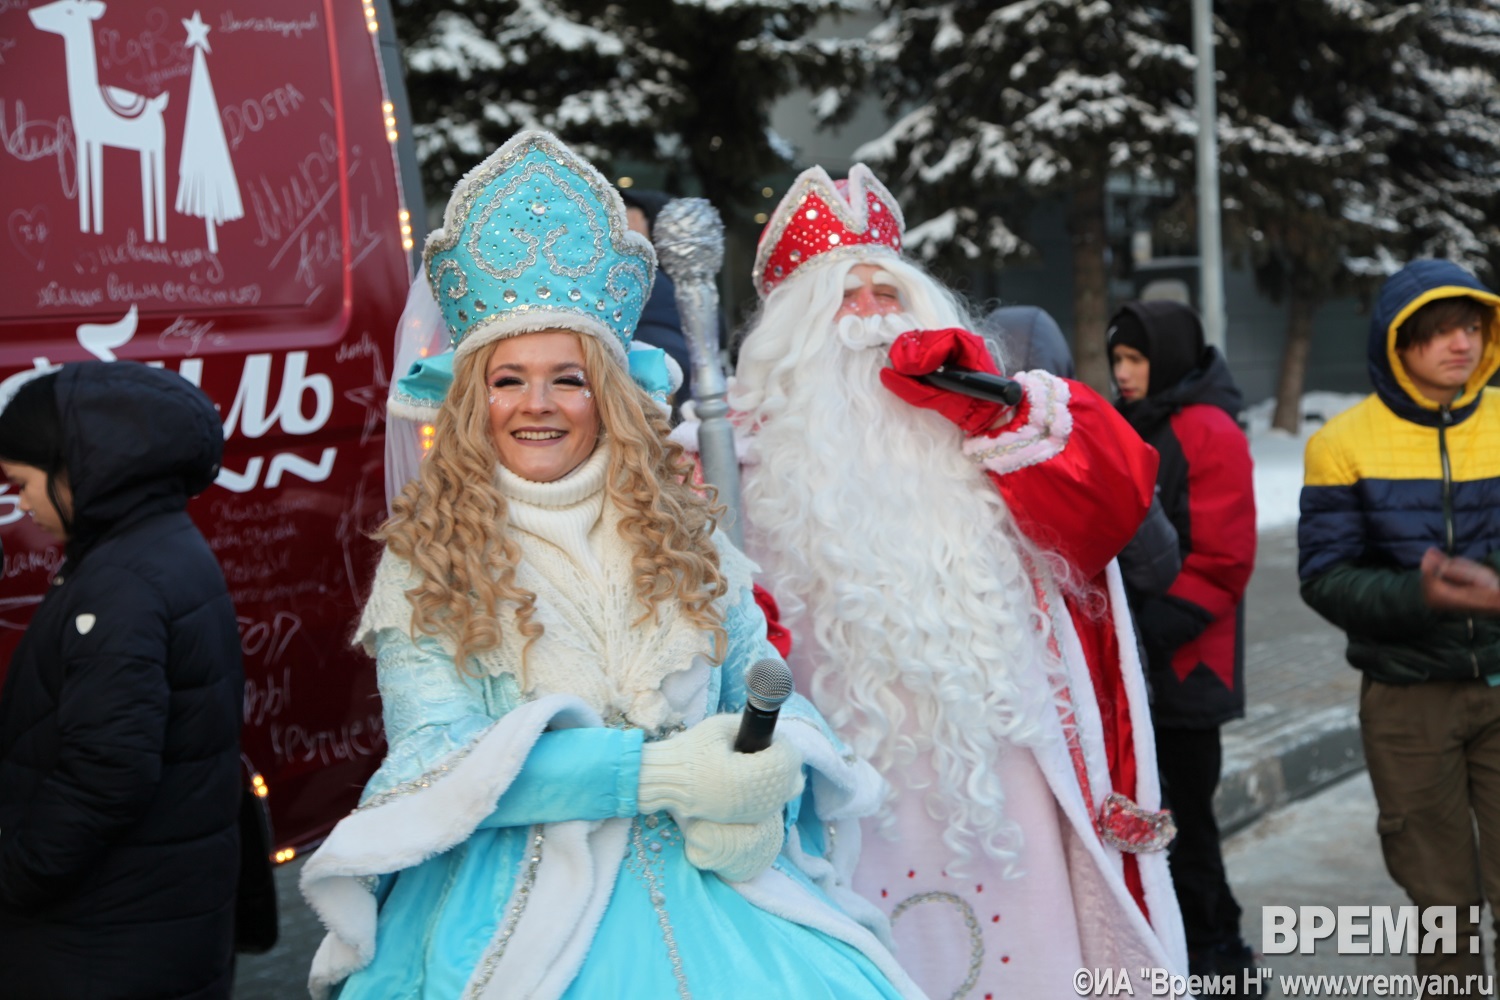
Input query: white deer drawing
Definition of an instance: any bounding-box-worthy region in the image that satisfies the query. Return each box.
[30,0,170,243]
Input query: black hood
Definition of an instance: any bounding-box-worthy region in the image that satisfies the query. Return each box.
[1110,300,1203,395]
[1110,301,1242,434]
[981,305,1075,378]
[51,362,223,561]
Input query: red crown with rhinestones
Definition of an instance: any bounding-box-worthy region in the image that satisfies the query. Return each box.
[752,164,906,298]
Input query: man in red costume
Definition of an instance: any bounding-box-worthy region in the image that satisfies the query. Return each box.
[715,165,1189,997]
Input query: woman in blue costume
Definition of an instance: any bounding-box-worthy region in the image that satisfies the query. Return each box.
[300,130,922,1000]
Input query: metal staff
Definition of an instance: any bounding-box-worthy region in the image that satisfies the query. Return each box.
[652,197,743,548]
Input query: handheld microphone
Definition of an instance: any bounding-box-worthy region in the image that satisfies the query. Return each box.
[917,366,1025,406]
[734,657,794,754]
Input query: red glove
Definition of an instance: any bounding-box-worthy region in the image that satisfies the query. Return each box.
[879,328,1011,435]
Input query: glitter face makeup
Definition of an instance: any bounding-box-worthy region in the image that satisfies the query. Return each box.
[484,331,600,482]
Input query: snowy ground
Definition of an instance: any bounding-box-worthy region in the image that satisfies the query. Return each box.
[1245,391,1365,532]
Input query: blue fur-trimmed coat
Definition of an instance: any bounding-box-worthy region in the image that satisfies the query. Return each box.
[301,518,923,1000]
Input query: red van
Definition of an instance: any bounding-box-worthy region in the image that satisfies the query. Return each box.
[0,0,422,871]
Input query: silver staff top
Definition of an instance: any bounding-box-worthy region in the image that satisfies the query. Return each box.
[652,197,725,282]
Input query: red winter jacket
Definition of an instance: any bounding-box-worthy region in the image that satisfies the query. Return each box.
[1116,323,1256,729]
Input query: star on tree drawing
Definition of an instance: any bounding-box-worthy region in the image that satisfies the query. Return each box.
[175,10,243,253]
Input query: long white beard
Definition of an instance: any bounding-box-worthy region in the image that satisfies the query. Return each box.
[738,311,1062,874]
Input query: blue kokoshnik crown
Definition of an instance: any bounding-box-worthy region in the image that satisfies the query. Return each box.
[424,130,655,364]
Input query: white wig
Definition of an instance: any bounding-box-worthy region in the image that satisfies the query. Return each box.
[731,255,1065,876]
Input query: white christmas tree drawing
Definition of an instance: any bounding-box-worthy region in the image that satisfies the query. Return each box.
[174,11,242,253]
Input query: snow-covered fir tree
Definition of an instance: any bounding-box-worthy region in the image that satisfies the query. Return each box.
[1209,0,1500,430]
[1375,2,1500,279]
[817,1,1196,388]
[395,0,855,217]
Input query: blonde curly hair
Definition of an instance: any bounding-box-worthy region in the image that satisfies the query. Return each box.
[380,332,728,680]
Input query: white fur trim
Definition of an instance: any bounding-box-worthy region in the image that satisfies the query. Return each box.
[962,370,1073,473]
[668,418,699,454]
[783,819,888,948]
[732,868,925,999]
[386,396,441,423]
[302,695,604,998]
[684,710,919,995]
[776,718,900,955]
[779,715,887,821]
[653,345,685,396]
[1105,560,1189,974]
[452,307,627,365]
[1025,572,1189,977]
[483,818,632,999]
[1046,577,1113,819]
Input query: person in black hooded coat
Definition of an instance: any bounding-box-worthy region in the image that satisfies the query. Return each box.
[0,362,243,999]
[1107,300,1257,979]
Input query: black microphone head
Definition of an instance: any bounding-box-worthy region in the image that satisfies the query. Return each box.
[744,657,793,713]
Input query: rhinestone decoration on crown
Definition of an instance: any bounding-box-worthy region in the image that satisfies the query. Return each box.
[424,130,655,362]
[752,163,906,298]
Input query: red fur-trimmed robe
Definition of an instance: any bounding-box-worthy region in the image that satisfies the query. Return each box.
[683,368,1190,999]
[872,371,1185,997]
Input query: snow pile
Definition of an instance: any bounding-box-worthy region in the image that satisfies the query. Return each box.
[1245,392,1365,532]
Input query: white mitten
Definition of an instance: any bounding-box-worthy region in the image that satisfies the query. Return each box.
[681,815,785,883]
[638,714,804,825]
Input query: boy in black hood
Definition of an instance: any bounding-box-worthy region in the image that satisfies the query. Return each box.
[0,362,244,998]
[1108,300,1258,979]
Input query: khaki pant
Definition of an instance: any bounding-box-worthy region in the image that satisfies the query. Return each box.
[1361,676,1500,984]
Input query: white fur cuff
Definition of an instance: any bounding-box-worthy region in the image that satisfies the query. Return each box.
[962,370,1073,473]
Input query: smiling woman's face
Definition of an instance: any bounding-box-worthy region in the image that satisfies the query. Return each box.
[485,331,600,483]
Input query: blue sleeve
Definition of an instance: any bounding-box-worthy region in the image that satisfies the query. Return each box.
[367,629,643,824]
[478,728,643,827]
[362,630,503,801]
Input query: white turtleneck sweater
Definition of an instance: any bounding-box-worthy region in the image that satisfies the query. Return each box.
[493,444,613,583]
[407,443,721,733]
